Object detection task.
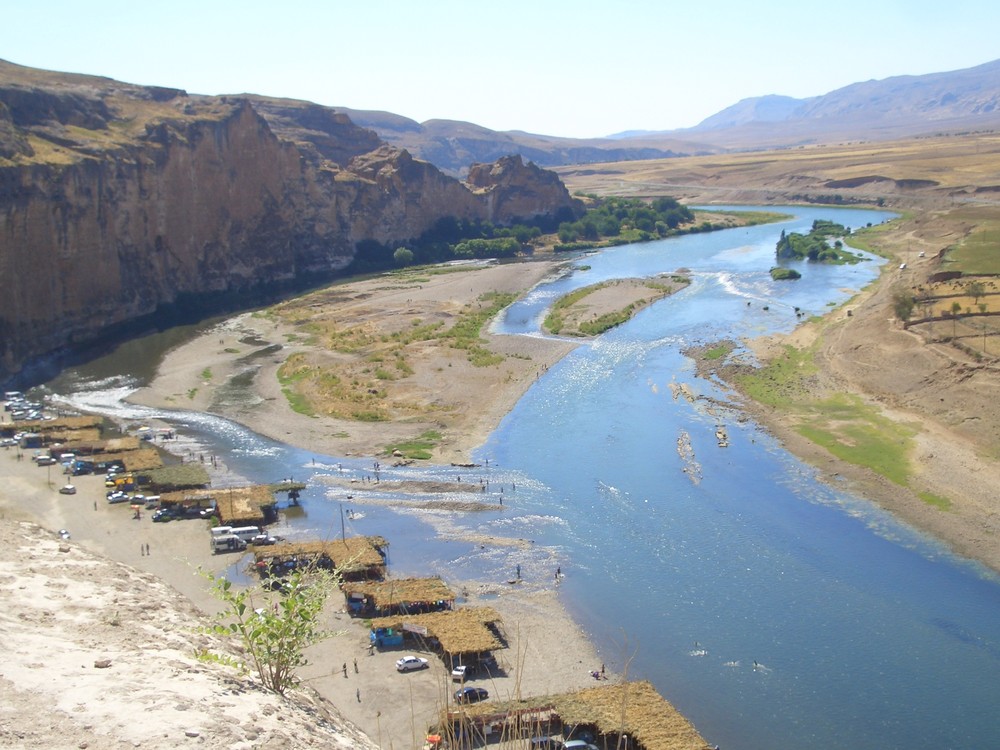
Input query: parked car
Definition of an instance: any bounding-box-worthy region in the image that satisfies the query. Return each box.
[59,484,77,495]
[454,686,488,704]
[152,508,175,522]
[451,664,472,682]
[396,655,429,672]
[107,491,130,504]
[250,534,279,546]
[34,455,57,466]
[530,738,564,750]
[563,741,599,750]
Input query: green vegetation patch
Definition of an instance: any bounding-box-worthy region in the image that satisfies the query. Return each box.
[736,345,926,493]
[947,219,1000,275]
[385,430,442,460]
[770,267,802,281]
[776,220,865,264]
[795,393,917,487]
[918,491,952,510]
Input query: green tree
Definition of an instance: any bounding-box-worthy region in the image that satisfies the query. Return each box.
[951,300,963,337]
[198,567,336,694]
[393,247,415,266]
[966,280,986,306]
[891,291,915,323]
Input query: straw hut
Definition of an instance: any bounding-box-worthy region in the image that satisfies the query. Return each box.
[12,415,103,434]
[62,435,138,455]
[254,536,387,581]
[158,487,218,515]
[368,606,503,666]
[86,447,163,474]
[448,681,710,750]
[211,485,280,526]
[342,576,455,617]
[141,464,212,492]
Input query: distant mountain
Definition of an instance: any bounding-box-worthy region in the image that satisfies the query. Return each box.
[694,94,813,131]
[333,108,714,175]
[633,58,1000,149]
[330,59,1000,172]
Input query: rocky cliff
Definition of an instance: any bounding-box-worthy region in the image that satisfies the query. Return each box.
[0,61,581,384]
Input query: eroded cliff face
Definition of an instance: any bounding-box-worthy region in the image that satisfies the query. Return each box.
[0,61,581,383]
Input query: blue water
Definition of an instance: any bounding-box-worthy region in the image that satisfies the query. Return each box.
[49,206,1000,750]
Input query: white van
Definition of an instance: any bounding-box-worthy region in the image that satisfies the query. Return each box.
[230,526,262,542]
[211,534,247,554]
[210,526,234,538]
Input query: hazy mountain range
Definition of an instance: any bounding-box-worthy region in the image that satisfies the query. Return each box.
[341,58,1000,173]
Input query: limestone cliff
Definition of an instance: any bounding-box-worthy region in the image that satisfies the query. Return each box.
[0,61,581,384]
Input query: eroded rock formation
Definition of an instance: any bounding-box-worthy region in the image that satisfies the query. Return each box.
[0,60,581,383]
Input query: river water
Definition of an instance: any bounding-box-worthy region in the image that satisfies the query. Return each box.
[45,206,1000,750]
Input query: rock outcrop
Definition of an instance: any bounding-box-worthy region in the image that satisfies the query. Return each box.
[0,60,582,384]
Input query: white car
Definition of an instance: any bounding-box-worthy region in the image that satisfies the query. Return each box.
[59,484,77,495]
[395,655,429,672]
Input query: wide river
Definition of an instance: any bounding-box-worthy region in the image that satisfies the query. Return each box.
[48,206,1000,750]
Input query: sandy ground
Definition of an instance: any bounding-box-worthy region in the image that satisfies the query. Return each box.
[128,260,579,464]
[0,435,610,749]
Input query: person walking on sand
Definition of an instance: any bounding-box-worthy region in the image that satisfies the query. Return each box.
[353,658,358,673]
[356,688,361,702]
[342,662,348,678]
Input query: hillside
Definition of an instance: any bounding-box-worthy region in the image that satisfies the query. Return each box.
[332,107,710,175]
[339,58,1000,169]
[0,517,379,749]
[0,60,581,385]
[643,58,1000,149]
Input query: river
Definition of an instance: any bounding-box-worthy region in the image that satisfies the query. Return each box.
[45,206,1000,750]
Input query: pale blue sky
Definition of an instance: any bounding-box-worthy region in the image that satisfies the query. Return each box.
[2,0,997,138]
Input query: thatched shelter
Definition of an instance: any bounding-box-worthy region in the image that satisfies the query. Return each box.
[61,434,138,454]
[86,448,163,473]
[343,576,455,617]
[210,485,280,525]
[369,606,503,659]
[158,488,218,514]
[449,681,710,750]
[13,415,103,433]
[141,464,212,492]
[254,536,386,580]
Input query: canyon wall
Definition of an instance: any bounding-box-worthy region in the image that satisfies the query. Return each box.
[0,62,581,383]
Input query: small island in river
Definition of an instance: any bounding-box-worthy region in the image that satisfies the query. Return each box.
[543,275,690,337]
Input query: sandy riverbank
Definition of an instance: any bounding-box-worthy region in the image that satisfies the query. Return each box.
[0,436,615,748]
[128,259,579,464]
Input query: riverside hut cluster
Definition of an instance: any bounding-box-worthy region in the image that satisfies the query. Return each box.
[2,393,710,750]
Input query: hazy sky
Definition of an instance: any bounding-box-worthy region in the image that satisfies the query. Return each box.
[2,0,998,138]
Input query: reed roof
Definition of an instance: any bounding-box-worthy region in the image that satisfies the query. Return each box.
[142,464,211,490]
[86,448,163,471]
[49,429,104,447]
[255,536,386,573]
[343,577,455,608]
[211,485,278,524]
[14,415,103,432]
[457,681,709,750]
[370,606,502,656]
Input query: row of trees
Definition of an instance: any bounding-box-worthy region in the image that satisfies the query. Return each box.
[556,196,693,244]
[347,212,571,274]
[348,196,697,274]
[893,279,990,324]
